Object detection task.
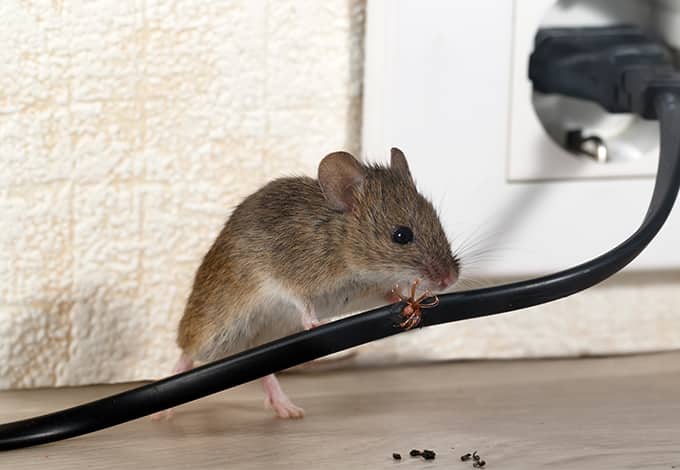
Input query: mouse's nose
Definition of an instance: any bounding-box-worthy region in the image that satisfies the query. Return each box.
[425,261,459,290]
[438,269,458,289]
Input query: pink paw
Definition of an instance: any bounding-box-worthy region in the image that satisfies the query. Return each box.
[301,309,322,330]
[265,396,305,419]
[385,291,402,303]
[303,318,322,330]
[386,284,404,303]
[262,374,304,419]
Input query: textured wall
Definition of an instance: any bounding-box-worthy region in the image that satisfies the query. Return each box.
[0,0,365,388]
[2,0,679,390]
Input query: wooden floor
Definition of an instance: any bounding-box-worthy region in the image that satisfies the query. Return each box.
[1,352,680,469]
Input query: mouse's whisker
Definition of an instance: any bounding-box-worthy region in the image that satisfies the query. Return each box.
[451,276,495,291]
[449,219,496,253]
[453,232,501,259]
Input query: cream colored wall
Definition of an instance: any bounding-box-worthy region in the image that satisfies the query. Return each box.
[1,0,678,390]
[0,0,365,388]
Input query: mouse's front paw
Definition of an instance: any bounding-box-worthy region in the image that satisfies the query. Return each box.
[386,283,407,303]
[385,289,402,304]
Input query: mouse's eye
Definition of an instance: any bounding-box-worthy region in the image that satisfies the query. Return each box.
[392,226,414,245]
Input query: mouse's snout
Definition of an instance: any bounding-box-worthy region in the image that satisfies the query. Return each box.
[438,269,458,289]
[424,258,459,291]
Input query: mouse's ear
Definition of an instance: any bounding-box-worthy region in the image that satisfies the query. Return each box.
[390,147,412,180]
[318,151,365,212]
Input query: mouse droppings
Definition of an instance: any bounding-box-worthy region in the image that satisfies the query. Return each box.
[472,451,480,462]
[422,449,436,460]
[473,460,486,468]
[460,453,472,461]
[393,447,447,463]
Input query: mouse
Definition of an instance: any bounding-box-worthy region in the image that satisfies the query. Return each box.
[156,148,460,420]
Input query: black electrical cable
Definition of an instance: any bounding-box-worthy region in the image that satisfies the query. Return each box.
[2,28,680,451]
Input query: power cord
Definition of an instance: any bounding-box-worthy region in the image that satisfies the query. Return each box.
[1,25,679,451]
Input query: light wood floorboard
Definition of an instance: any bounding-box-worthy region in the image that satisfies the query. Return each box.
[1,352,680,469]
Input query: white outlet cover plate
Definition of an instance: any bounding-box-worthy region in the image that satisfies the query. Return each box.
[509,0,659,182]
[362,0,680,277]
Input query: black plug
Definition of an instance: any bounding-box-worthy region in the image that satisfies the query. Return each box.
[529,25,680,119]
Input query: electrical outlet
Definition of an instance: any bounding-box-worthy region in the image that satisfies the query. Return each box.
[509,0,659,182]
[362,0,680,277]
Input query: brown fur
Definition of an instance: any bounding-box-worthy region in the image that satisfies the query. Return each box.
[177,149,459,361]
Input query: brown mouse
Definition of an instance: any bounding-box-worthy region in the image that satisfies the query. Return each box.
[157,148,459,420]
